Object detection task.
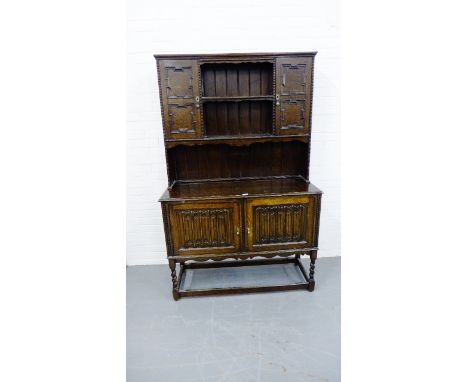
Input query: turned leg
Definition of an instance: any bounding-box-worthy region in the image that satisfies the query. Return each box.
[308,251,317,291]
[168,259,180,301]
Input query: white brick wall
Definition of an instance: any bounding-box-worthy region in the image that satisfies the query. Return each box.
[127,0,340,265]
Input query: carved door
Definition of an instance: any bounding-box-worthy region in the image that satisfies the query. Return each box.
[245,196,316,251]
[168,201,241,256]
[275,57,313,135]
[159,59,202,139]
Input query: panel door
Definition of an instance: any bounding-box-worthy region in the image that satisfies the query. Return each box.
[275,57,313,135]
[158,59,202,139]
[168,201,241,256]
[245,196,317,251]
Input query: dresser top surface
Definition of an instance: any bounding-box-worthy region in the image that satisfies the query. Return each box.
[154,51,317,59]
[159,177,322,202]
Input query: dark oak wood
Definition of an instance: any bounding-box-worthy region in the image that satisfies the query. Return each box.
[154,52,317,59]
[204,100,273,136]
[154,52,321,300]
[167,200,242,256]
[201,96,274,102]
[158,59,202,139]
[183,257,297,269]
[201,62,273,97]
[166,141,309,183]
[161,177,322,201]
[245,195,317,252]
[176,257,313,297]
[275,57,313,135]
[169,247,318,262]
[178,283,310,298]
[164,134,309,148]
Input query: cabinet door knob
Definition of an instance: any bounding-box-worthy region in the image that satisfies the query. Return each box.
[236,227,240,235]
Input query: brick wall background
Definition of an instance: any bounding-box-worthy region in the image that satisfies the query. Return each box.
[127,0,340,265]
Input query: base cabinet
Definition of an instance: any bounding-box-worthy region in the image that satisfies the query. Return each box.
[162,193,321,300]
[164,195,320,258]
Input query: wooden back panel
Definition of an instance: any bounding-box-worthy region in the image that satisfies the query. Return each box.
[201,62,273,97]
[167,141,308,183]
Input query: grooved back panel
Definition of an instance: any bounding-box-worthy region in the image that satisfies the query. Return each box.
[204,101,273,136]
[201,63,273,97]
[167,141,308,182]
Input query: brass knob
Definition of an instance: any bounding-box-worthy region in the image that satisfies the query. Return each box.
[236,227,240,236]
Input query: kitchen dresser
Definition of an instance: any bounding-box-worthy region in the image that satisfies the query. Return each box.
[154,52,322,300]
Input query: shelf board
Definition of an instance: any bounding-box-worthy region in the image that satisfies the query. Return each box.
[201,95,274,102]
[165,134,309,148]
[160,176,322,201]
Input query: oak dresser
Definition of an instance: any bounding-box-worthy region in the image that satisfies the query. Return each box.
[154,52,322,300]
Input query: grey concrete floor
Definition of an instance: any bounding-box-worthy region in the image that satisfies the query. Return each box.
[127,257,340,382]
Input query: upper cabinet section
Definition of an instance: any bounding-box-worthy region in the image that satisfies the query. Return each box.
[155,53,316,143]
[158,59,202,139]
[275,57,313,135]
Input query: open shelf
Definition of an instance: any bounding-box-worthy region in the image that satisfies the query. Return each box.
[178,259,307,291]
[200,61,275,138]
[203,100,273,136]
[202,96,274,102]
[160,176,322,201]
[201,62,273,98]
[165,134,309,148]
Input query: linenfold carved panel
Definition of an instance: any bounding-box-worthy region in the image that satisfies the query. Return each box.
[176,208,233,249]
[253,204,307,244]
[245,196,315,251]
[168,201,242,256]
